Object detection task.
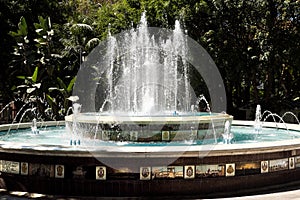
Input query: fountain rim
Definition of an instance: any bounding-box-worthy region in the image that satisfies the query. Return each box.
[64,112,233,124]
[0,120,300,158]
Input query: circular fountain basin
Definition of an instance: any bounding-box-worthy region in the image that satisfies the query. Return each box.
[0,120,300,198]
[65,112,233,142]
[65,112,232,124]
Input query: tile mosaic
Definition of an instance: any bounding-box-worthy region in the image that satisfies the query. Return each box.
[225,163,235,176]
[0,160,19,174]
[72,166,87,178]
[29,163,54,177]
[184,165,195,179]
[269,158,289,172]
[196,164,225,177]
[289,157,295,169]
[236,162,260,175]
[162,131,170,141]
[96,166,106,180]
[55,165,65,178]
[140,167,151,180]
[152,166,168,179]
[295,156,300,168]
[20,162,28,175]
[130,131,138,141]
[261,161,269,173]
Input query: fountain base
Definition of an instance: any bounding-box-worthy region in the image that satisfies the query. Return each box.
[1,121,300,198]
[65,112,233,142]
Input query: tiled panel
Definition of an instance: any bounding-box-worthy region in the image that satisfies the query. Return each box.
[261,161,269,173]
[55,165,65,178]
[29,163,54,177]
[236,162,260,176]
[196,164,225,177]
[0,160,19,174]
[269,158,289,172]
[140,167,151,180]
[20,162,28,175]
[184,165,195,179]
[289,157,295,169]
[225,163,235,176]
[96,166,106,180]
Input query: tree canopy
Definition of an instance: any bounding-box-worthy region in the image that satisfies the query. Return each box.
[0,0,299,121]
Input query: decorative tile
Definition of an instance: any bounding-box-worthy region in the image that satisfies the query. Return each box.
[196,164,225,177]
[151,166,183,179]
[72,166,86,178]
[269,158,288,172]
[130,131,138,141]
[171,166,184,178]
[225,163,235,176]
[55,165,65,178]
[295,156,300,168]
[236,162,260,175]
[102,131,109,141]
[190,130,198,140]
[184,165,195,179]
[29,163,54,177]
[0,161,19,174]
[289,157,295,169]
[152,166,167,179]
[96,166,106,180]
[140,167,151,180]
[261,161,269,173]
[162,131,170,141]
[20,162,28,175]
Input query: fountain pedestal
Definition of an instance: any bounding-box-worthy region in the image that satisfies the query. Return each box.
[65,112,233,142]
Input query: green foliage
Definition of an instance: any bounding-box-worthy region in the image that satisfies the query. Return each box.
[1,0,299,121]
[9,16,28,38]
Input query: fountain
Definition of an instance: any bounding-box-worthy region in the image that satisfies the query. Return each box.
[0,12,300,199]
[65,12,232,144]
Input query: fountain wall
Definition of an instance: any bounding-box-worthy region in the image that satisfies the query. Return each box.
[0,121,300,197]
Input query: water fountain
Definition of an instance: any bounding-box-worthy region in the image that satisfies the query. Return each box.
[0,13,300,199]
[65,12,232,144]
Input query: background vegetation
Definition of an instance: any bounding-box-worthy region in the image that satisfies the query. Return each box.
[0,0,299,121]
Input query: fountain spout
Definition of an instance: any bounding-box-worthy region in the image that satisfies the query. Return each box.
[31,118,39,134]
[222,120,233,144]
[70,103,82,146]
[254,105,262,133]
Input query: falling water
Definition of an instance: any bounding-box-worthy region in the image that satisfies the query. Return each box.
[264,113,289,131]
[196,95,217,143]
[101,12,191,114]
[196,95,211,112]
[254,105,299,135]
[222,120,233,144]
[280,112,300,124]
[0,101,14,116]
[12,102,31,123]
[70,103,81,146]
[66,107,73,116]
[261,110,276,123]
[31,118,39,134]
[254,105,262,133]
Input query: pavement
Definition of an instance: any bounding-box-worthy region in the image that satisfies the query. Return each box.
[212,189,300,200]
[2,188,300,199]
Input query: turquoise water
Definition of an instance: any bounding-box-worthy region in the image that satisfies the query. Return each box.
[0,125,299,147]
